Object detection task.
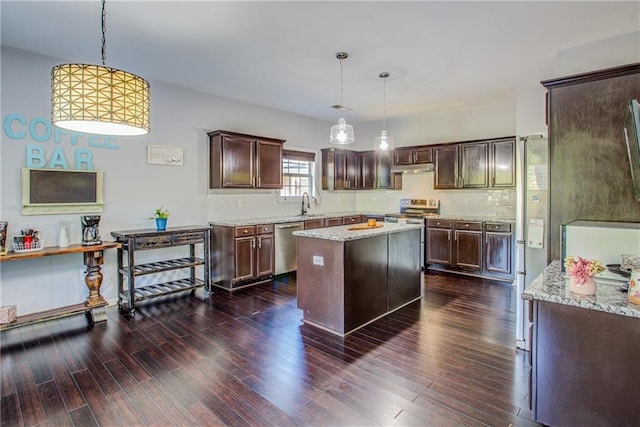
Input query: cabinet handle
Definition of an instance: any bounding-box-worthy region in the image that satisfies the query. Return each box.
[251,238,256,249]
[243,230,248,234]
[258,177,261,187]
[465,224,469,228]
[257,237,262,248]
[448,231,451,241]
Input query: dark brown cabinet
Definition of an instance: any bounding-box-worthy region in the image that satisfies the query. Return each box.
[322,148,360,190]
[360,151,394,189]
[426,219,453,266]
[453,221,483,270]
[342,215,364,225]
[360,151,376,190]
[459,143,489,188]
[433,145,458,189]
[490,138,516,187]
[433,138,515,190]
[208,130,285,189]
[393,146,433,165]
[543,64,640,261]
[485,222,512,276]
[323,148,399,191]
[426,219,513,281]
[210,223,274,290]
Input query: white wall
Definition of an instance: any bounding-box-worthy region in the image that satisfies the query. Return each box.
[6,31,635,316]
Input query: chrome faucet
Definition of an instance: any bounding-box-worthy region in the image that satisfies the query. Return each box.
[301,192,310,215]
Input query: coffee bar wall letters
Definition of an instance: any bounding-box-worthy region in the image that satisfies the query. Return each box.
[3,113,120,171]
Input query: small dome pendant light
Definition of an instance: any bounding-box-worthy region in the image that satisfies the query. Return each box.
[374,72,394,151]
[329,52,355,145]
[51,0,150,136]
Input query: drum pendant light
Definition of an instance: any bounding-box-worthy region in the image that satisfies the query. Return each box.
[374,72,394,151]
[329,52,355,145]
[51,0,150,136]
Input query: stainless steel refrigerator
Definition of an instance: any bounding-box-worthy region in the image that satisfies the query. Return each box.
[515,134,548,351]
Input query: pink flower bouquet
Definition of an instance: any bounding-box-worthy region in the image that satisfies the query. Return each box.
[564,256,605,284]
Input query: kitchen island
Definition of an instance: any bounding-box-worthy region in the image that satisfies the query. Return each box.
[293,222,422,336]
[523,261,640,426]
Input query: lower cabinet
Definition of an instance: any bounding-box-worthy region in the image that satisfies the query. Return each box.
[426,219,513,281]
[426,220,453,266]
[304,216,364,230]
[485,222,512,274]
[530,300,640,425]
[453,221,483,270]
[211,224,274,290]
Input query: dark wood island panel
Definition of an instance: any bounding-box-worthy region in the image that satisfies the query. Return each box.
[296,225,421,336]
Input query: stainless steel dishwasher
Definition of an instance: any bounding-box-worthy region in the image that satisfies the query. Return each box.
[274,222,305,275]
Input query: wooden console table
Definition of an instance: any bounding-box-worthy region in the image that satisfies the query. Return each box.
[0,242,120,331]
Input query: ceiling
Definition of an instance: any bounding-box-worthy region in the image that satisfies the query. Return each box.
[2,1,639,125]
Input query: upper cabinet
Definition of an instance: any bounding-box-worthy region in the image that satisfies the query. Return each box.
[490,138,516,187]
[393,146,433,166]
[208,130,285,189]
[323,148,399,191]
[434,145,459,189]
[459,142,489,188]
[434,137,515,190]
[360,150,396,190]
[322,148,360,190]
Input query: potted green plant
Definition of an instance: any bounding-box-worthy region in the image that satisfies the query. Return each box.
[150,206,170,231]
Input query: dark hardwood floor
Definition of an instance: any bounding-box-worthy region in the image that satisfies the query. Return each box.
[1,271,539,426]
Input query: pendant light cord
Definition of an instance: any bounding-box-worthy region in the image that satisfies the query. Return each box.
[101,0,106,66]
[382,75,387,130]
[339,56,344,106]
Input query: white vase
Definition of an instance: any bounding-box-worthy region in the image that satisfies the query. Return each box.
[569,276,597,295]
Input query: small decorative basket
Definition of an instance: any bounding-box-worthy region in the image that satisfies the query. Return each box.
[0,305,17,324]
[13,239,44,253]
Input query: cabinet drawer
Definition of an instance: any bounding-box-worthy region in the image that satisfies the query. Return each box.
[324,217,343,227]
[234,226,255,237]
[256,224,274,234]
[342,215,361,224]
[426,219,452,229]
[485,222,512,233]
[173,232,205,245]
[454,221,483,231]
[304,219,325,230]
[134,235,173,250]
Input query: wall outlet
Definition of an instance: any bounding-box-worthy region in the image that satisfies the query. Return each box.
[237,198,244,208]
[464,197,470,206]
[313,255,324,266]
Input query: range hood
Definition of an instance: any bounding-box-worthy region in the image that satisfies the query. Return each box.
[390,163,435,174]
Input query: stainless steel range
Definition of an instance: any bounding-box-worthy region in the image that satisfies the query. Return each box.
[384,199,440,269]
[384,198,439,223]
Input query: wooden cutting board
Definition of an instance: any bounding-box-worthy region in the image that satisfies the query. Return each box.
[347,224,384,230]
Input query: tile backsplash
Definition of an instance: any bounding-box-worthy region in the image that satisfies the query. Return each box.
[208,173,516,221]
[356,173,516,218]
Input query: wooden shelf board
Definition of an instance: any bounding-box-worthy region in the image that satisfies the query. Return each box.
[0,301,107,331]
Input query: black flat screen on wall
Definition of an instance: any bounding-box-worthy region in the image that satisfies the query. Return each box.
[29,169,97,204]
[21,168,104,215]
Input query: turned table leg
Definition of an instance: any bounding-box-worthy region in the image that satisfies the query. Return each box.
[84,249,108,323]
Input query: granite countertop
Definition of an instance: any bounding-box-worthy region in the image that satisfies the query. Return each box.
[522,260,640,318]
[209,212,386,227]
[293,222,423,242]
